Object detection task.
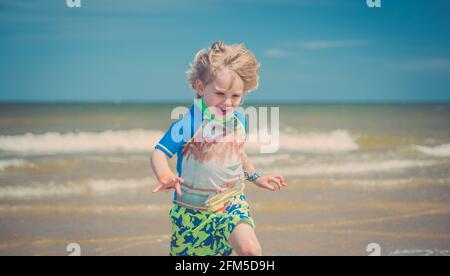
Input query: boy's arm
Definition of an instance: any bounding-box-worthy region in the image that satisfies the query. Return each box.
[241,149,287,191]
[241,149,256,176]
[151,148,174,179]
[151,148,183,196]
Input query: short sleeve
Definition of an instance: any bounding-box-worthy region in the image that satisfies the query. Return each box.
[155,105,200,158]
[155,120,185,158]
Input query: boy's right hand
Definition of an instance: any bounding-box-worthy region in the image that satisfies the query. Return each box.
[152,173,184,197]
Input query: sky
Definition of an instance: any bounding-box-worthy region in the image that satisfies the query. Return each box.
[0,0,450,103]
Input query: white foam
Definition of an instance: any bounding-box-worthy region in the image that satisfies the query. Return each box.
[246,129,359,153]
[389,249,450,256]
[280,130,359,153]
[249,154,292,166]
[0,129,164,155]
[0,129,358,155]
[83,155,149,164]
[414,143,450,157]
[327,178,436,188]
[0,159,34,171]
[0,177,155,200]
[272,159,437,177]
[0,204,166,214]
[87,178,153,193]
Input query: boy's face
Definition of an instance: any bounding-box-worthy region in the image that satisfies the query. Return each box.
[196,69,244,119]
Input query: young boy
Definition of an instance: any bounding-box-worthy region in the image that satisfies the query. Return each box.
[151,41,287,256]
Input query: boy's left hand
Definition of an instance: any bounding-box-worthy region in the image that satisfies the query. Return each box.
[253,175,287,191]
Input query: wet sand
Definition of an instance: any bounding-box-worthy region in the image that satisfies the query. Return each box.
[1,179,449,256]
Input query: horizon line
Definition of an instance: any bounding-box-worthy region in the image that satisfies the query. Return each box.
[0,100,449,105]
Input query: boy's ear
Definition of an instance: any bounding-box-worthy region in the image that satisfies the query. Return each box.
[195,79,205,96]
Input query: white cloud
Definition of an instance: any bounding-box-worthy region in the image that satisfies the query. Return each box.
[264,39,370,58]
[300,40,370,50]
[264,48,289,58]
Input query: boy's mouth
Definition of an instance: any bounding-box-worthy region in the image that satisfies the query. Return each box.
[219,108,228,115]
[218,107,235,116]
[209,106,234,117]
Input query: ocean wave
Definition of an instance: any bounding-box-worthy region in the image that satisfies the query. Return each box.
[328,178,450,188]
[0,177,155,200]
[0,204,167,215]
[281,130,359,152]
[271,159,437,177]
[0,129,359,155]
[414,143,450,157]
[0,129,164,155]
[0,159,35,171]
[249,154,292,166]
[389,249,450,256]
[246,129,359,153]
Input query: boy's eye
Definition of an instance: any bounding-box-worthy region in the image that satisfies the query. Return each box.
[232,95,240,98]
[216,92,225,96]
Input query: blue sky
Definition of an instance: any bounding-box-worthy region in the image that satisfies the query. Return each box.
[0,0,449,103]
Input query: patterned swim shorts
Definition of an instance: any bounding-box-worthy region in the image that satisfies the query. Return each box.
[169,194,255,256]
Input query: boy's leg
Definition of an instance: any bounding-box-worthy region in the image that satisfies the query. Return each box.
[228,222,262,256]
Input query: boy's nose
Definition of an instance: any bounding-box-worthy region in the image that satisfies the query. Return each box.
[223,98,233,107]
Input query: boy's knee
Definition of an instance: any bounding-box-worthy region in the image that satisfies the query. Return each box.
[239,242,262,256]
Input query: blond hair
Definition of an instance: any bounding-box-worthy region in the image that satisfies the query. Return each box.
[187,41,260,93]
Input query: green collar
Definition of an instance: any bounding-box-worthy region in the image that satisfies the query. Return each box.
[195,97,234,123]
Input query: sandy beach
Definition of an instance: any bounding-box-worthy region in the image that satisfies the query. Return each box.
[1,177,449,256]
